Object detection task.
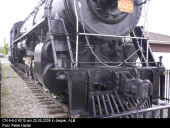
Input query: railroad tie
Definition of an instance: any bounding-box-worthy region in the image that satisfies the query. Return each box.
[34,95,48,99]
[39,99,52,103]
[47,105,62,109]
[29,87,39,90]
[48,108,64,114]
[32,90,43,94]
[41,101,55,105]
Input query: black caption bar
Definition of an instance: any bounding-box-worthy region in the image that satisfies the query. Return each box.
[1,118,78,128]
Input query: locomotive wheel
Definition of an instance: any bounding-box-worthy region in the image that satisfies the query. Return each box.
[66,0,142,38]
[42,63,68,94]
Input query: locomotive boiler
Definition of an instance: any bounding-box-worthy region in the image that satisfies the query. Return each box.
[9,0,168,118]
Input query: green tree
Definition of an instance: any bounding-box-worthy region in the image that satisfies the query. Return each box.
[0,44,8,55]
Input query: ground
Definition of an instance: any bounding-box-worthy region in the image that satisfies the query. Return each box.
[1,64,58,118]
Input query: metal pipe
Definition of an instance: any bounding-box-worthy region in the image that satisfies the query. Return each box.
[47,0,58,68]
[104,104,170,118]
[79,32,148,40]
[146,40,149,66]
[74,0,79,68]
[168,70,170,103]
[73,61,158,64]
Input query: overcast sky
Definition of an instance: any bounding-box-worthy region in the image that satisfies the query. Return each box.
[0,0,170,47]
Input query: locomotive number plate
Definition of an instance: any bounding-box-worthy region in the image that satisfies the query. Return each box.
[118,0,134,13]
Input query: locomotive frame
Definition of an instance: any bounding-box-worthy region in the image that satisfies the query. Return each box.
[9,0,170,118]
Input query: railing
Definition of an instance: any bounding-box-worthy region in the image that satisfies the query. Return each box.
[164,70,170,103]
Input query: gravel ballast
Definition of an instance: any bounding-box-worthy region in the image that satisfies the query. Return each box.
[1,65,64,118]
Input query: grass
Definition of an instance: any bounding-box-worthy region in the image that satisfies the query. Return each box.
[1,64,7,98]
[1,87,8,117]
[1,64,5,80]
[1,64,8,118]
[0,64,33,118]
[1,87,7,97]
[1,65,16,80]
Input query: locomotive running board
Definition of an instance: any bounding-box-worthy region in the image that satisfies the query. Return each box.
[13,18,46,44]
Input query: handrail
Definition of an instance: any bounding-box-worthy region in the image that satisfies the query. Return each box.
[23,0,46,24]
[79,32,148,40]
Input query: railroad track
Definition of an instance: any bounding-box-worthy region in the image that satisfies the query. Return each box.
[11,65,72,118]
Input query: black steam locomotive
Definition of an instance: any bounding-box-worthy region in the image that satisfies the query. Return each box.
[9,0,167,118]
